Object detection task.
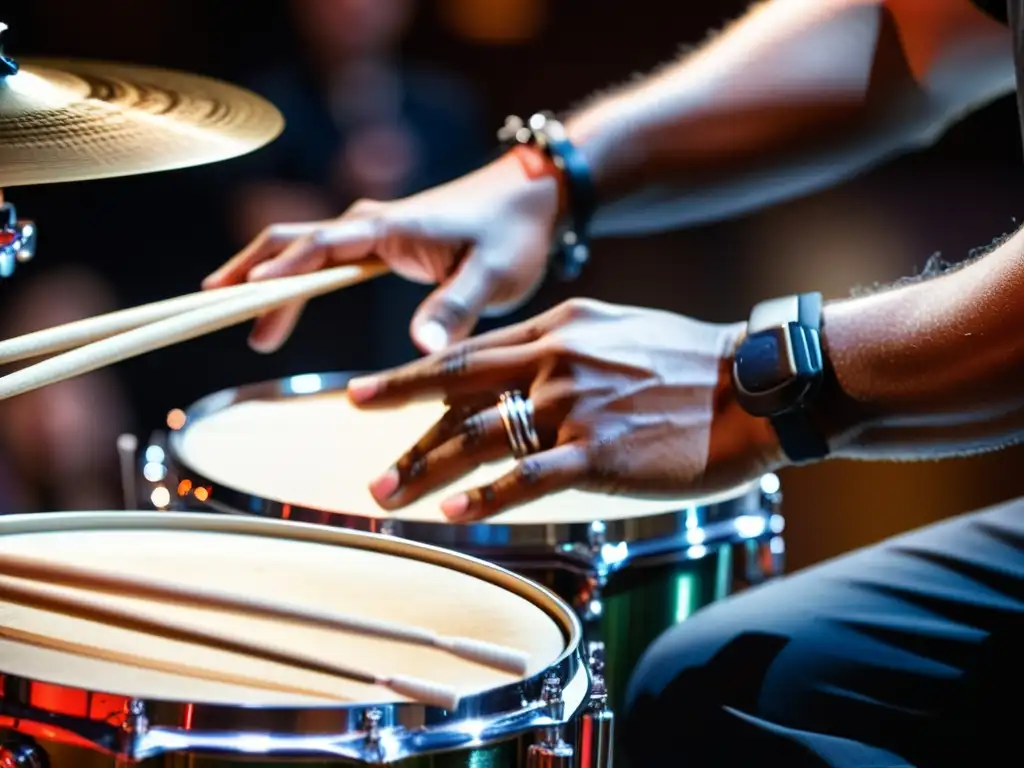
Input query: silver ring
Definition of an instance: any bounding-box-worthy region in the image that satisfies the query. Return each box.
[497,390,541,458]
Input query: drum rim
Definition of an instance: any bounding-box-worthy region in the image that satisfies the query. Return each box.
[166,371,782,560]
[0,510,586,762]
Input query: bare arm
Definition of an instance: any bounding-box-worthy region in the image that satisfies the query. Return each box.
[816,234,1024,460]
[562,0,1013,235]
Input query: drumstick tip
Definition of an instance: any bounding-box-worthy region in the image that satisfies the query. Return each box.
[385,675,460,711]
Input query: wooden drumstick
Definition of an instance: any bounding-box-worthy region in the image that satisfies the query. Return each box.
[0,624,364,701]
[0,576,460,711]
[0,258,388,402]
[0,552,530,676]
[0,278,286,365]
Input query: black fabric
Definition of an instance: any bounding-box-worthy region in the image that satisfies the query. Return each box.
[972,0,1008,23]
[622,496,1024,767]
[970,2,1024,150]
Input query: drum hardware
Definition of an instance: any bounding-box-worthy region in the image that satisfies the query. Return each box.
[526,677,575,768]
[360,709,385,764]
[0,734,47,768]
[575,644,613,768]
[0,203,35,280]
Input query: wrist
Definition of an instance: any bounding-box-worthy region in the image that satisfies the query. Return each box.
[505,144,569,219]
[491,149,561,228]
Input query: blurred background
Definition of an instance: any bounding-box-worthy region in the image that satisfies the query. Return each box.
[1,0,1023,571]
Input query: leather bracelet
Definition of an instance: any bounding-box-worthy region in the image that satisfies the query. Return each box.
[498,112,596,281]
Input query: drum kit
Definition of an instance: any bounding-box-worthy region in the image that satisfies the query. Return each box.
[0,24,787,768]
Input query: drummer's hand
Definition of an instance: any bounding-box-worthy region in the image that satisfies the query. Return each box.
[202,154,559,354]
[347,299,785,522]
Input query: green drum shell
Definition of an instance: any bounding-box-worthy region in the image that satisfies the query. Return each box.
[508,529,785,719]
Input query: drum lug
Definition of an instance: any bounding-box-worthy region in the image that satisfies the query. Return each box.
[0,734,48,768]
[120,698,149,752]
[576,644,614,768]
[526,676,574,768]
[360,708,386,763]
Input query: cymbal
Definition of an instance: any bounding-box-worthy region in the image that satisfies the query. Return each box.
[0,55,285,187]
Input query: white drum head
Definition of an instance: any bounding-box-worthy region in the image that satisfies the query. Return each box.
[175,393,757,523]
[0,514,567,707]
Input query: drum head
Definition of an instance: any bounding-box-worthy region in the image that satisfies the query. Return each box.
[173,387,759,524]
[0,512,570,707]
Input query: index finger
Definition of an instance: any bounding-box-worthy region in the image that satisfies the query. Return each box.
[348,341,544,406]
[202,221,329,289]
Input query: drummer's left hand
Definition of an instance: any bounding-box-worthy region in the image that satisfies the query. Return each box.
[347,299,785,522]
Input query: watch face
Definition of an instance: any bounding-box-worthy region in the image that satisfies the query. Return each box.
[736,329,794,394]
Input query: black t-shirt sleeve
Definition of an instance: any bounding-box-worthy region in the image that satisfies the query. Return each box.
[972,0,1008,23]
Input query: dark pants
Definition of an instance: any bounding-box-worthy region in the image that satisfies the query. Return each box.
[623,496,1024,767]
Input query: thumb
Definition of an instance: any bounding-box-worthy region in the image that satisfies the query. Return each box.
[410,253,498,353]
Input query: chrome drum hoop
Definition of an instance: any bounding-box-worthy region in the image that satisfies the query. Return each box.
[0,511,588,764]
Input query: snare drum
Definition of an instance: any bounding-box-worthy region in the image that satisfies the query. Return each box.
[0,511,596,766]
[160,373,785,718]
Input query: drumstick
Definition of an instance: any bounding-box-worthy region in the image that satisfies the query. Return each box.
[0,277,289,365]
[0,576,460,710]
[0,624,363,701]
[0,553,530,676]
[0,258,388,402]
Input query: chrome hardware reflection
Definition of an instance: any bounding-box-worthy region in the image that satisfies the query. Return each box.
[0,734,47,768]
[0,202,36,280]
[576,645,614,768]
[526,677,575,768]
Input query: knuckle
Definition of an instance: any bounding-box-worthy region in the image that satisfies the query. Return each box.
[515,458,545,487]
[435,295,474,327]
[560,297,603,321]
[583,436,625,493]
[263,224,288,242]
[309,227,334,247]
[348,198,382,216]
[473,484,499,509]
[396,447,428,481]
[459,413,489,448]
[436,346,472,378]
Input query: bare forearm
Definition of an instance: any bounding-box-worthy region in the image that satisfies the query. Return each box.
[564,0,1012,236]
[821,230,1024,460]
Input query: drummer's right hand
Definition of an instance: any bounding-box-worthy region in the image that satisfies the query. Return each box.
[203,153,561,354]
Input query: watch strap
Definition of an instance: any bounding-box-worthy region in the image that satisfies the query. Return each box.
[771,406,829,463]
[769,292,829,463]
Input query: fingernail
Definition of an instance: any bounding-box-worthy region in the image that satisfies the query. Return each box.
[249,263,272,281]
[441,493,470,520]
[370,468,400,501]
[417,321,449,353]
[248,334,279,355]
[347,375,380,403]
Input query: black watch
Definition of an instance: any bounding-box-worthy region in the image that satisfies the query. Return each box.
[732,292,830,463]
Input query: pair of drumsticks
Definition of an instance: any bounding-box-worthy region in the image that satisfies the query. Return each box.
[0,550,531,710]
[0,261,534,709]
[0,258,387,398]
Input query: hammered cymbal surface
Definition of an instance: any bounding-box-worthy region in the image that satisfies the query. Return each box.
[0,58,284,187]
